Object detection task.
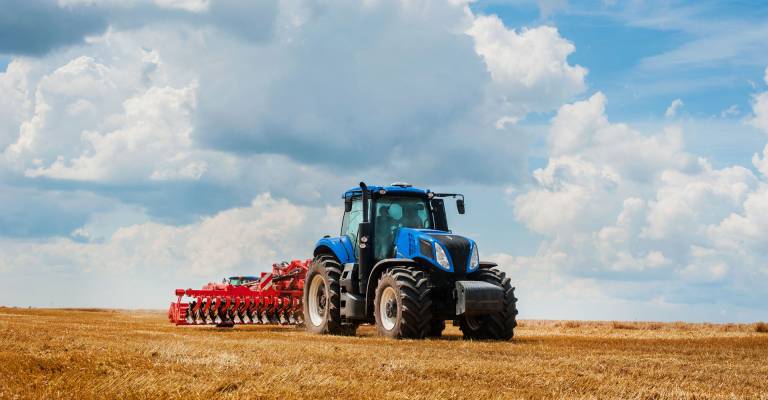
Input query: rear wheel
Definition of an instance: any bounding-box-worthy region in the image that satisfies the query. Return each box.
[459,268,518,340]
[374,266,432,339]
[303,255,356,335]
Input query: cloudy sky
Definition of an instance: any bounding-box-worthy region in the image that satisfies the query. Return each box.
[1,0,767,322]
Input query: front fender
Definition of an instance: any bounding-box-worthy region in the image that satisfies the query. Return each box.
[364,258,424,314]
[479,261,498,269]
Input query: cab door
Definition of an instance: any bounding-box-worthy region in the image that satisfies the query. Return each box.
[340,197,364,260]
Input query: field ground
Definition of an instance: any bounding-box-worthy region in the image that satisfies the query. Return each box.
[0,308,766,399]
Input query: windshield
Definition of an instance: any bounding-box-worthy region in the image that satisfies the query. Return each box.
[374,196,432,259]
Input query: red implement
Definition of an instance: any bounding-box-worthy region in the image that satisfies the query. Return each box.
[168,259,310,326]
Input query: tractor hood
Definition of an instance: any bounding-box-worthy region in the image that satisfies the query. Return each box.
[393,228,479,274]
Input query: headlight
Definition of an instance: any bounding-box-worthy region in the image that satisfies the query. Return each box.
[469,245,479,271]
[434,244,451,271]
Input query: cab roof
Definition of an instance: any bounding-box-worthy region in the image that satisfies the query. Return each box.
[343,183,429,199]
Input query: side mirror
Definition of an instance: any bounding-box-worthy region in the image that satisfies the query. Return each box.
[344,198,352,212]
[456,199,465,214]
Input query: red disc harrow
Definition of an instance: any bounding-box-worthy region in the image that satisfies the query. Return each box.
[168,259,310,327]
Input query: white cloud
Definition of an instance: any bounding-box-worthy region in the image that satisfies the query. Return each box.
[1,1,589,192]
[467,14,587,117]
[665,98,684,117]
[720,104,739,118]
[494,115,521,129]
[0,193,338,276]
[548,92,692,179]
[513,155,620,235]
[2,49,172,172]
[642,162,755,240]
[707,186,768,252]
[752,144,768,177]
[747,70,768,179]
[764,65,768,86]
[154,0,209,12]
[0,60,32,150]
[512,91,768,311]
[1,26,213,183]
[749,92,768,134]
[25,84,201,181]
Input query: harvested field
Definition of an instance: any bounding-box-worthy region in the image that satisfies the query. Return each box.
[0,308,766,399]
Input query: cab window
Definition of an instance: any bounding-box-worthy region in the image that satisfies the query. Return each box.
[373,196,432,260]
[341,197,364,244]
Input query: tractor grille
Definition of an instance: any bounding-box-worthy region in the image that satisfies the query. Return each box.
[429,234,470,275]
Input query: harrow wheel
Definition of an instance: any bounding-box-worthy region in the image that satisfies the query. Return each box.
[303,255,353,335]
[374,266,432,339]
[458,267,518,340]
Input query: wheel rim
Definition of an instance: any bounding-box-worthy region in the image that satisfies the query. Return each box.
[308,275,327,327]
[379,286,398,331]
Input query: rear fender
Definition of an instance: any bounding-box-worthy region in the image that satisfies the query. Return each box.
[314,236,355,264]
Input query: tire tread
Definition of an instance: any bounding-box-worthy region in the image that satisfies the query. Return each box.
[459,268,518,340]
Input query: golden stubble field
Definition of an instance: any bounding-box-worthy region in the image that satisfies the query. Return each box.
[0,308,766,400]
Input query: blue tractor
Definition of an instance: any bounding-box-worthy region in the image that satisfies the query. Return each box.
[302,182,518,339]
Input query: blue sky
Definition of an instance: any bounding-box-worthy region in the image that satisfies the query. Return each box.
[1,0,767,322]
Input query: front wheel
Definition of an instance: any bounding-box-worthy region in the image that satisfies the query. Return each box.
[459,268,518,340]
[374,266,432,339]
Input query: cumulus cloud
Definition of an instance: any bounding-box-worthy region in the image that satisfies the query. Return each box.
[511,92,768,311]
[764,65,768,85]
[748,66,768,179]
[25,82,200,182]
[664,98,684,117]
[0,60,32,150]
[1,0,589,217]
[0,193,338,276]
[467,14,587,118]
[1,46,223,188]
[193,1,489,177]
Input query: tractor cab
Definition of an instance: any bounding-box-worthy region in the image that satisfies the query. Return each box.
[340,183,464,263]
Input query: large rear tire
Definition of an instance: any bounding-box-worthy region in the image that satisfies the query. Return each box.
[459,268,518,340]
[374,266,432,339]
[303,255,356,336]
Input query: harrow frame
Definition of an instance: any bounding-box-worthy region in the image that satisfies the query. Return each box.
[168,259,310,327]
